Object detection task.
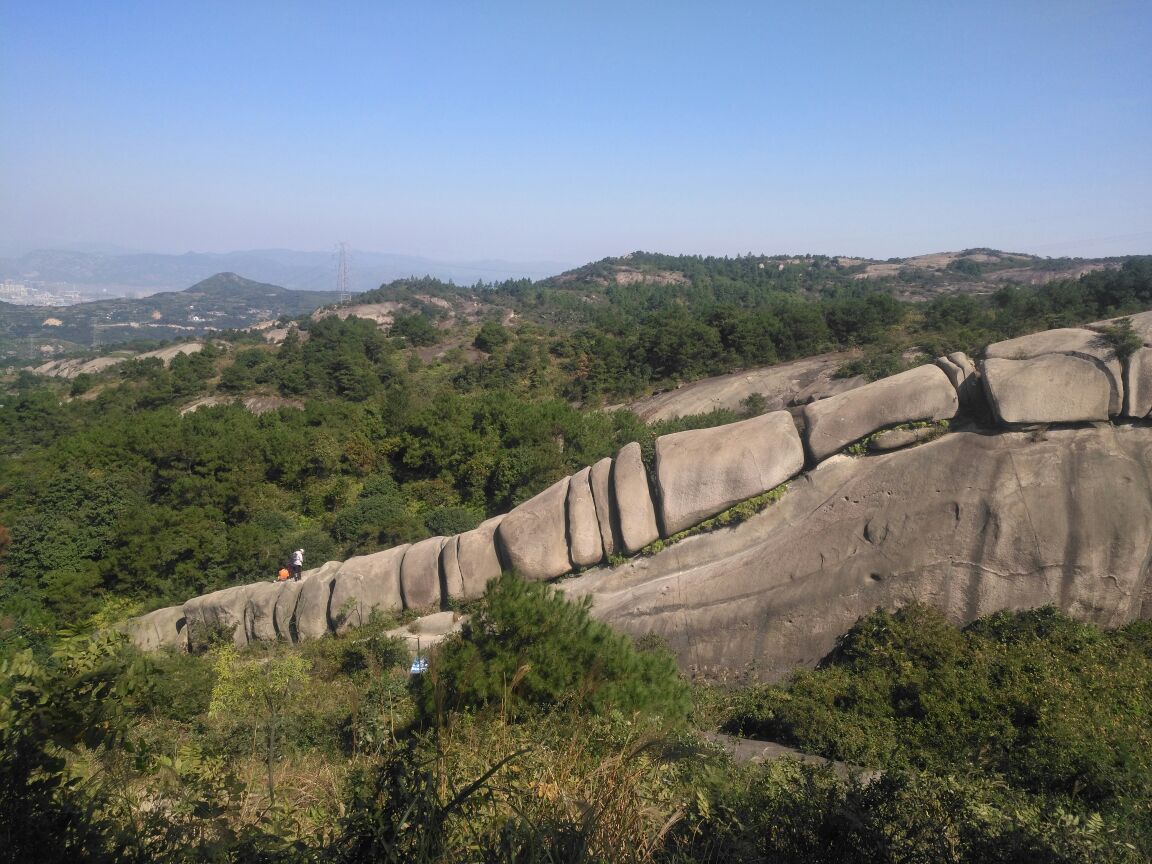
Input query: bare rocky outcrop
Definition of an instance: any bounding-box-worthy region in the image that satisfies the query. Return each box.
[622,351,866,421]
[982,355,1112,425]
[613,443,660,553]
[1124,348,1152,418]
[497,479,572,581]
[655,411,804,535]
[400,537,448,610]
[273,580,306,641]
[130,319,1152,677]
[867,426,941,453]
[589,457,618,557]
[184,584,255,650]
[455,516,505,600]
[562,426,1152,682]
[294,562,342,640]
[330,545,409,633]
[983,328,1122,416]
[385,611,464,654]
[124,605,187,652]
[567,467,604,567]
[244,583,284,643]
[802,364,958,462]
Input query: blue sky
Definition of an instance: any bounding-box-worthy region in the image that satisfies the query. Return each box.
[2,1,1150,264]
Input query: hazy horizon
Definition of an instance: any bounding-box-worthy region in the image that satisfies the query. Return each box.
[3,2,1150,263]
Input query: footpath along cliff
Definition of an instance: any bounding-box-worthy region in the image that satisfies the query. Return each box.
[127,313,1152,680]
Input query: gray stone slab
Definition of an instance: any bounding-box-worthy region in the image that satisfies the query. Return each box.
[613,442,661,553]
[497,477,572,580]
[456,515,505,599]
[1124,346,1152,418]
[567,466,604,567]
[329,544,409,633]
[589,456,618,557]
[294,561,342,640]
[125,605,187,652]
[655,411,804,535]
[985,327,1122,415]
[400,537,448,611]
[244,582,282,643]
[184,584,254,650]
[982,355,1112,425]
[802,364,958,462]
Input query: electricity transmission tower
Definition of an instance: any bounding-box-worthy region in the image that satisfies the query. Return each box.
[336,242,352,304]
[91,318,117,348]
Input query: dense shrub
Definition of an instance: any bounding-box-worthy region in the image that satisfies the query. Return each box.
[721,605,1152,857]
[412,573,690,723]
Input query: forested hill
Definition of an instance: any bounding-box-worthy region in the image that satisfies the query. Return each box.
[2,255,1151,652]
[5,251,1152,863]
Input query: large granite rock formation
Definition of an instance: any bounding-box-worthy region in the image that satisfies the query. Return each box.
[567,466,605,567]
[130,317,1152,676]
[124,605,186,651]
[982,355,1113,425]
[655,411,805,535]
[802,365,958,462]
[273,580,305,641]
[983,327,1122,416]
[589,457,618,557]
[613,442,660,553]
[561,426,1152,682]
[184,584,254,650]
[400,537,448,610]
[330,545,409,633]
[1126,349,1152,418]
[497,478,572,580]
[455,515,505,600]
[244,583,283,643]
[294,562,342,640]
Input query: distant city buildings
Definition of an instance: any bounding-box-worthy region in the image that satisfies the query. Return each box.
[0,280,28,300]
[0,279,114,306]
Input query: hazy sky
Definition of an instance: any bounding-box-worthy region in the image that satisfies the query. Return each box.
[3,1,1150,263]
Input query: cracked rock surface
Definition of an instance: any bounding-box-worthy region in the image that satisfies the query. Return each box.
[561,426,1152,682]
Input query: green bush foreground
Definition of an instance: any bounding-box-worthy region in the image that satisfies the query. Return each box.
[3,594,1151,863]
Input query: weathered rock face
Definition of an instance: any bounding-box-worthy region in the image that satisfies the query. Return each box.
[400,537,447,610]
[439,536,464,604]
[497,478,572,580]
[589,457,618,557]
[330,545,409,633]
[802,365,958,462]
[655,411,805,535]
[936,352,985,418]
[867,426,940,453]
[1125,347,1152,418]
[455,516,505,600]
[982,355,1112,424]
[294,562,342,640]
[567,467,604,567]
[561,426,1152,682]
[124,605,186,652]
[984,328,1122,415]
[273,580,305,641]
[244,582,283,643]
[184,585,254,650]
[613,442,660,553]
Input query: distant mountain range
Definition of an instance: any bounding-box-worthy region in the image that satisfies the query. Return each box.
[1,273,342,352]
[0,247,574,296]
